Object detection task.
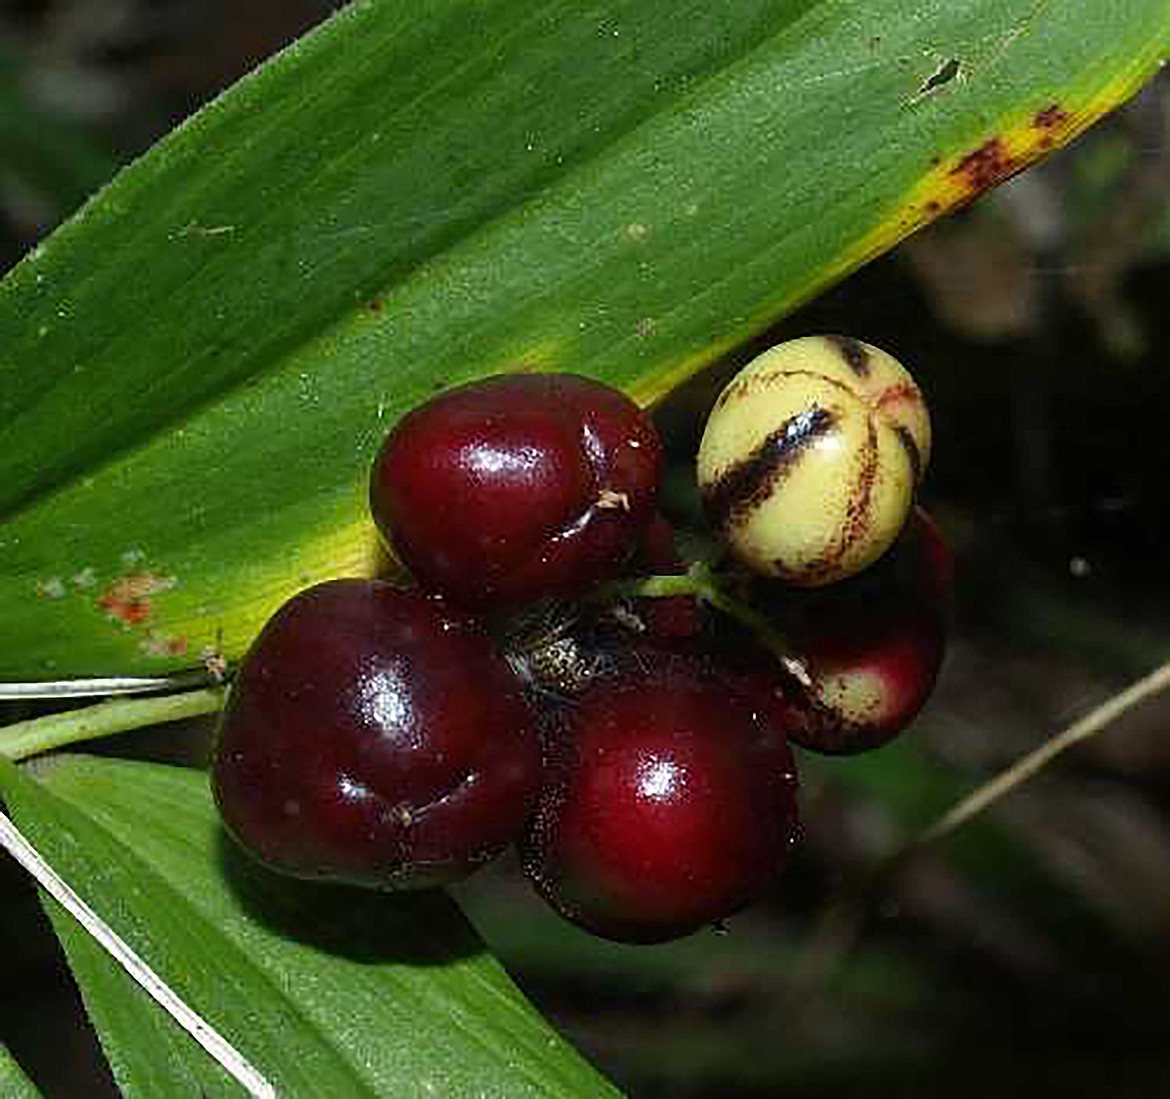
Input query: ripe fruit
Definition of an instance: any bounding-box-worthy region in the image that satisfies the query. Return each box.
[212,579,542,889]
[521,651,798,943]
[370,373,663,609]
[745,509,950,754]
[697,336,931,586]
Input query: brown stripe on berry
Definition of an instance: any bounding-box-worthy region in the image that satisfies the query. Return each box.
[702,406,838,532]
[893,424,922,483]
[825,335,871,377]
[874,382,923,412]
[789,413,879,583]
[837,413,880,560]
[714,368,859,414]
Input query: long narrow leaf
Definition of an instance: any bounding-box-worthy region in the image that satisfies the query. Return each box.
[1,0,1167,677]
[0,754,617,1097]
[0,1045,39,1098]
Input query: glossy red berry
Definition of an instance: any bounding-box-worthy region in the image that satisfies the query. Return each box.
[370,373,663,609]
[747,508,950,754]
[212,579,542,890]
[521,652,797,943]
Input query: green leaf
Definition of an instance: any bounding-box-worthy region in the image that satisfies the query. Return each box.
[0,1044,40,1098]
[1,0,1167,678]
[0,754,617,1097]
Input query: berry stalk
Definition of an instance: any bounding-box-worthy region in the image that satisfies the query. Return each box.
[608,562,813,686]
[0,687,225,762]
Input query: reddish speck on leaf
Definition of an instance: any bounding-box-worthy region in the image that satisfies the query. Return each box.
[98,572,175,626]
[138,631,189,658]
[948,137,1018,195]
[1033,103,1069,130]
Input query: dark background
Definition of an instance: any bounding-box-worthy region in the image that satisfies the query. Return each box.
[4,3,1170,1095]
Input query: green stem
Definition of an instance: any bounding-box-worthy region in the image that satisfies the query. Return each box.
[0,687,226,763]
[612,563,812,684]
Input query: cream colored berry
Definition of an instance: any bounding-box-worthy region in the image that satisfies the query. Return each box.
[696,335,931,586]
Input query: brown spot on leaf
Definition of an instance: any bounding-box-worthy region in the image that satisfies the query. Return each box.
[1033,103,1069,131]
[140,632,189,659]
[98,572,176,627]
[949,137,1019,199]
[1031,105,1071,151]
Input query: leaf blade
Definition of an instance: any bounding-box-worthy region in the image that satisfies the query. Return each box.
[0,1044,40,1098]
[1,0,1167,677]
[0,754,617,1097]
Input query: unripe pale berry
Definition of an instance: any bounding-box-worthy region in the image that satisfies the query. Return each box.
[697,336,930,586]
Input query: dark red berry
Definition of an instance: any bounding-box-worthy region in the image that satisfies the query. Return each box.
[212,579,542,890]
[521,651,797,943]
[744,508,950,754]
[370,373,663,609]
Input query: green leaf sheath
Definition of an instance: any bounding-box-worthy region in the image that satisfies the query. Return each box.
[1,1,1167,678]
[0,754,618,1097]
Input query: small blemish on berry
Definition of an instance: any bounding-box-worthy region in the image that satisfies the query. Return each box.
[826,335,871,377]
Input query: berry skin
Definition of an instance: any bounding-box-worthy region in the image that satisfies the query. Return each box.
[745,508,950,754]
[521,652,797,944]
[212,579,542,890]
[370,373,663,610]
[697,336,931,586]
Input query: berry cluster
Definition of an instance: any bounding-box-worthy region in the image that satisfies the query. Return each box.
[212,338,948,943]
